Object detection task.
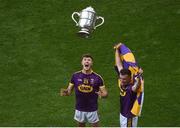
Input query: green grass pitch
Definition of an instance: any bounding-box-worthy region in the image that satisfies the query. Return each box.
[0,0,179,126]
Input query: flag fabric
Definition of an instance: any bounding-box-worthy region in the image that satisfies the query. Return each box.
[115,43,144,116]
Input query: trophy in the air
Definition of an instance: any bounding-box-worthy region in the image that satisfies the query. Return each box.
[72,6,104,38]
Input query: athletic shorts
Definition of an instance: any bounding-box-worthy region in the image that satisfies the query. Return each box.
[120,113,138,127]
[74,109,99,124]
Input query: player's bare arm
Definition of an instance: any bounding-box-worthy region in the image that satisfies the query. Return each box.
[60,84,74,96]
[132,77,141,92]
[95,86,108,98]
[114,42,122,49]
[115,47,123,73]
[139,68,143,74]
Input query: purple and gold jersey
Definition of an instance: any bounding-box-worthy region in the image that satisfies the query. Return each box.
[120,84,137,118]
[69,71,105,112]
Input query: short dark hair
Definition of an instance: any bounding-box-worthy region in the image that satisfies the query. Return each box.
[120,69,131,76]
[81,53,93,60]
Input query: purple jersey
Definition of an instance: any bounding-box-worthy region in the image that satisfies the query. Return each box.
[70,71,104,112]
[120,84,137,118]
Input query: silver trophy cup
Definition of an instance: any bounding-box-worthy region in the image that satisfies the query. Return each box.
[72,6,104,38]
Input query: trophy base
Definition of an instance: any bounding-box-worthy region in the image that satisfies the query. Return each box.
[77,30,90,38]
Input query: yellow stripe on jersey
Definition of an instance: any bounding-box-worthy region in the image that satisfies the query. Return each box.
[93,71,105,84]
[74,70,82,74]
[68,82,74,87]
[99,85,105,89]
[118,79,121,88]
[118,79,127,96]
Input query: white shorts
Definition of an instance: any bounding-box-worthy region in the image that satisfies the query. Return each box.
[120,113,138,127]
[74,110,99,124]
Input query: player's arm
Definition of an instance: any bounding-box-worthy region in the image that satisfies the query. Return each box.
[132,77,141,92]
[114,42,122,50]
[115,45,123,73]
[61,74,75,96]
[139,67,143,74]
[95,75,108,98]
[60,83,74,96]
[96,86,108,98]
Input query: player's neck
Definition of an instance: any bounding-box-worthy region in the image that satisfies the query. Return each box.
[82,69,93,74]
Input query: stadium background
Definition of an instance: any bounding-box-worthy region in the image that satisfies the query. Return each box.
[0,0,179,126]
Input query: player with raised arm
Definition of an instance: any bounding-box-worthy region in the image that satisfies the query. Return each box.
[114,43,144,127]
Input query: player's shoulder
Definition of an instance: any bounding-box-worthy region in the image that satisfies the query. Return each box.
[92,71,104,80]
[72,70,82,76]
[73,70,82,75]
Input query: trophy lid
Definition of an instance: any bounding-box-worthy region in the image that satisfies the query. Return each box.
[83,6,95,13]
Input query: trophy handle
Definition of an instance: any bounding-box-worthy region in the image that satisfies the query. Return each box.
[72,12,80,26]
[94,16,104,29]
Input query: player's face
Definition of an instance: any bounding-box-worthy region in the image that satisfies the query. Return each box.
[119,74,131,86]
[81,57,93,71]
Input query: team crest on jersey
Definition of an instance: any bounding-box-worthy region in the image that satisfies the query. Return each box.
[120,87,126,96]
[83,78,89,84]
[78,79,82,82]
[90,79,95,84]
[78,84,93,93]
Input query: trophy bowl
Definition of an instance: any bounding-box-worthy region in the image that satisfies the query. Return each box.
[72,6,104,38]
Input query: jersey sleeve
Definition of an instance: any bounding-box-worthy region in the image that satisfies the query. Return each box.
[69,74,75,87]
[98,75,105,88]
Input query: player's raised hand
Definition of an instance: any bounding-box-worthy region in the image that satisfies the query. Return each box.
[139,68,143,74]
[132,76,141,92]
[60,88,69,96]
[114,43,122,49]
